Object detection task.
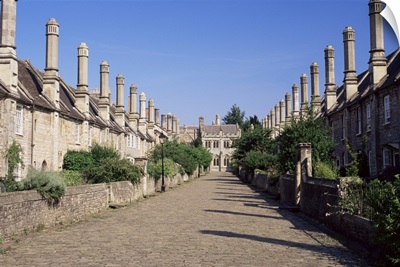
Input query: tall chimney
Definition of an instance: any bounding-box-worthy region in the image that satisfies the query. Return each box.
[216,114,221,125]
[270,109,276,138]
[172,115,177,134]
[138,92,147,134]
[310,62,321,114]
[369,0,387,84]
[324,45,337,111]
[292,84,300,119]
[116,74,124,108]
[75,43,89,118]
[275,104,280,132]
[147,99,155,136]
[167,113,172,134]
[343,26,358,101]
[43,18,60,106]
[0,0,18,94]
[300,74,308,117]
[155,108,160,125]
[148,99,155,124]
[99,61,110,123]
[285,92,292,124]
[115,74,125,127]
[161,114,166,129]
[279,99,285,126]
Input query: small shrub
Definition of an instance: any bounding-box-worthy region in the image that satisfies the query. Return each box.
[314,161,338,179]
[63,150,94,171]
[147,158,180,181]
[364,177,400,265]
[22,171,66,201]
[85,158,143,184]
[90,143,119,164]
[61,170,84,186]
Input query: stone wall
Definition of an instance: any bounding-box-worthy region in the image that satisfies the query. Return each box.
[300,177,338,220]
[0,184,108,238]
[279,174,296,206]
[0,171,198,239]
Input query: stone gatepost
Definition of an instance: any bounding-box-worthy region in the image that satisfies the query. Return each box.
[295,143,312,206]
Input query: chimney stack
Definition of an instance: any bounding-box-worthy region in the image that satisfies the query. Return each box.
[43,18,60,106]
[75,43,90,118]
[270,109,276,138]
[343,26,358,101]
[324,45,337,111]
[310,62,321,114]
[300,74,308,117]
[369,0,387,84]
[139,92,147,134]
[285,92,292,124]
[279,99,285,126]
[115,74,125,127]
[99,61,110,123]
[275,104,280,132]
[292,84,300,119]
[0,0,18,94]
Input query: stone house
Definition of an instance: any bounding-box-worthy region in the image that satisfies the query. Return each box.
[177,115,241,172]
[0,0,178,179]
[264,0,400,177]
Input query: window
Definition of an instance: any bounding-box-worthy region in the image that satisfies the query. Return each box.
[75,123,80,144]
[383,148,391,168]
[384,95,390,124]
[127,134,132,148]
[15,104,23,135]
[366,103,371,131]
[88,126,92,147]
[357,107,361,134]
[213,141,219,148]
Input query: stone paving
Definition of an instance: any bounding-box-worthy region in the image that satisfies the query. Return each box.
[0,172,371,267]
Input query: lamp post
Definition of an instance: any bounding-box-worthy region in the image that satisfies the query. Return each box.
[159,132,167,192]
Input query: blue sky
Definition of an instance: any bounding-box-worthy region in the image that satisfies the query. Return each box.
[15,0,399,126]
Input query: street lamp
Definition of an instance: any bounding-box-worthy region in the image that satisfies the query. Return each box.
[159,132,167,192]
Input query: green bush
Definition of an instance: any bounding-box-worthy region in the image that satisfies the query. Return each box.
[90,143,119,164]
[314,161,338,179]
[147,158,180,181]
[85,158,143,184]
[61,170,84,186]
[63,150,94,171]
[243,150,277,172]
[22,171,66,201]
[148,140,211,175]
[364,177,400,266]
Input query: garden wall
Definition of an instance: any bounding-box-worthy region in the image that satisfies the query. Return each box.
[0,171,199,239]
[0,184,108,238]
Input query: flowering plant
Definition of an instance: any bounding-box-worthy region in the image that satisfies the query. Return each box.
[326,178,364,217]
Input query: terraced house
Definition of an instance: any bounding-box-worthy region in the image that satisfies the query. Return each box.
[264,0,400,177]
[0,0,180,179]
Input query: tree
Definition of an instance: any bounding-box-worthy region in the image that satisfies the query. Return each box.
[277,110,335,174]
[222,104,245,127]
[242,115,262,132]
[232,127,277,172]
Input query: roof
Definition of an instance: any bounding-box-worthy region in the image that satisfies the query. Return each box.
[202,124,240,135]
[325,48,400,116]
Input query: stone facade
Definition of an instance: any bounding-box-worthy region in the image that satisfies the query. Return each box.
[263,0,400,177]
[0,0,180,179]
[178,115,241,172]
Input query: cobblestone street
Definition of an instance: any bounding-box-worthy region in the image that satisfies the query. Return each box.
[0,172,371,266]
